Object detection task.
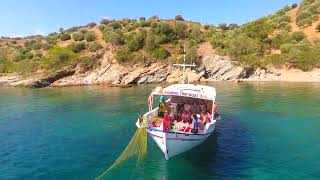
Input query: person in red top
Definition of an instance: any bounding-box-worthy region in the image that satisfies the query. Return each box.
[163,111,169,132]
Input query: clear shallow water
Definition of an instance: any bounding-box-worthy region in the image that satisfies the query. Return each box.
[0,82,320,180]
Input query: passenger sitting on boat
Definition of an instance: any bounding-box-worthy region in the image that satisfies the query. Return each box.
[176,103,184,112]
[181,111,191,123]
[175,103,184,119]
[202,111,212,123]
[191,101,201,115]
[196,114,204,131]
[190,115,199,134]
[171,102,177,114]
[199,100,207,113]
[184,102,192,112]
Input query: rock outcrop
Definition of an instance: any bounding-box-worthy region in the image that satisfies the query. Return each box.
[200,56,255,81]
[0,54,285,88]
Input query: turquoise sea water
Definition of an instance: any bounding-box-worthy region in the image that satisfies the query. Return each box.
[0,82,320,180]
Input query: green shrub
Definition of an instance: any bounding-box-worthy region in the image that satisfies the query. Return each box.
[242,17,274,40]
[60,34,71,41]
[204,24,211,30]
[104,31,125,45]
[34,51,43,58]
[72,33,85,41]
[280,43,295,53]
[46,46,79,69]
[108,21,121,29]
[15,60,40,73]
[291,31,306,42]
[149,15,159,22]
[309,2,320,14]
[278,15,291,23]
[18,47,31,55]
[297,18,312,27]
[24,40,36,47]
[86,22,97,28]
[217,23,228,30]
[152,47,170,59]
[277,21,289,29]
[276,9,286,16]
[65,27,79,33]
[152,22,174,38]
[175,15,184,21]
[185,46,198,64]
[80,29,88,34]
[293,50,320,71]
[25,52,34,59]
[174,21,187,39]
[283,5,291,12]
[187,26,202,43]
[46,35,58,44]
[79,56,98,70]
[139,17,146,21]
[99,24,107,32]
[292,3,298,9]
[150,21,158,29]
[284,24,292,31]
[227,34,260,58]
[88,42,102,52]
[100,19,113,25]
[144,32,158,51]
[272,31,291,48]
[228,23,239,30]
[42,43,52,50]
[31,42,43,50]
[264,54,288,68]
[68,42,86,53]
[155,34,170,44]
[297,10,313,26]
[84,31,96,42]
[127,32,145,52]
[115,47,132,63]
[13,52,25,62]
[139,20,151,27]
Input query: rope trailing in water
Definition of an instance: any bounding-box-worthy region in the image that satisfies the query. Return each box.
[95,127,147,179]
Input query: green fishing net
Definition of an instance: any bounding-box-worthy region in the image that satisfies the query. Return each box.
[95,127,147,179]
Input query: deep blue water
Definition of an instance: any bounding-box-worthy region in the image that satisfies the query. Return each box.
[0,82,320,179]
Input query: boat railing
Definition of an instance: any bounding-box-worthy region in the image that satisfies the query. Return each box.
[139,107,158,128]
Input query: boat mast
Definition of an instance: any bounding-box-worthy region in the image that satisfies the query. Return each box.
[173,46,196,84]
[183,46,187,84]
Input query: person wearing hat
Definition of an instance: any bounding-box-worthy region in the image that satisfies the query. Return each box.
[197,114,204,131]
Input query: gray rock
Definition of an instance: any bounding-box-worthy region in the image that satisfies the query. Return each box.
[274,72,282,76]
[29,69,75,88]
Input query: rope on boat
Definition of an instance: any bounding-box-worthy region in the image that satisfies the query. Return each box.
[95,127,147,179]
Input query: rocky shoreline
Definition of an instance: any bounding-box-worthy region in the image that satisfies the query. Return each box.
[1,55,320,88]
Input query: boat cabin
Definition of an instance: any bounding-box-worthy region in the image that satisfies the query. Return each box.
[146,84,217,134]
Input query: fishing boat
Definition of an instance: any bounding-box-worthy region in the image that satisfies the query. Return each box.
[136,63,219,160]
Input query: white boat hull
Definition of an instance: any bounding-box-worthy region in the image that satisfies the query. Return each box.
[147,122,216,159]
